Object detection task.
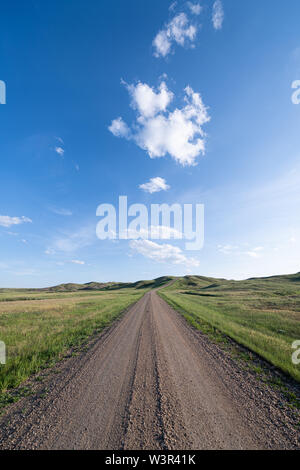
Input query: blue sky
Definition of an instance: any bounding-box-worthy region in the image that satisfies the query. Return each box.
[0,0,300,287]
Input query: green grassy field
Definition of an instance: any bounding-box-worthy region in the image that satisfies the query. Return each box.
[0,272,299,409]
[0,286,147,400]
[160,274,300,382]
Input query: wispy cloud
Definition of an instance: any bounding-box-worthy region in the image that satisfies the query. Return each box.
[212,0,224,30]
[55,146,64,157]
[153,12,197,58]
[187,2,202,16]
[218,244,264,258]
[109,80,210,166]
[54,137,65,157]
[217,244,239,255]
[244,247,264,258]
[49,206,73,216]
[139,177,170,193]
[130,239,200,268]
[45,226,95,254]
[169,2,177,12]
[0,215,32,228]
[71,259,85,265]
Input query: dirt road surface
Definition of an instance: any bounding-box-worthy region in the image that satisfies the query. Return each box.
[0,291,299,450]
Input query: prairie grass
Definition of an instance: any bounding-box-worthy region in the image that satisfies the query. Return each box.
[0,288,145,395]
[160,274,300,382]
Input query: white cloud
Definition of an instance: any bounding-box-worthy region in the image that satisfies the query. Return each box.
[55,146,64,157]
[187,2,202,15]
[153,30,172,58]
[108,117,131,138]
[212,0,224,30]
[49,207,73,216]
[130,239,199,268]
[6,231,18,236]
[218,244,264,259]
[71,259,85,265]
[45,226,95,254]
[139,177,170,193]
[153,12,197,58]
[0,215,32,228]
[244,247,264,258]
[217,244,239,255]
[125,81,173,118]
[109,81,210,166]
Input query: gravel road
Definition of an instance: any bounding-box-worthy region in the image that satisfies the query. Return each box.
[0,291,299,450]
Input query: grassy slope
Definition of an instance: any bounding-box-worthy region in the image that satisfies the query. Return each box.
[159,274,300,382]
[0,287,146,398]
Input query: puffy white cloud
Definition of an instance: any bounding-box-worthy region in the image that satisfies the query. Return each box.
[187,2,202,15]
[126,81,173,118]
[139,177,170,193]
[212,0,224,30]
[0,215,32,228]
[153,13,197,58]
[71,259,85,265]
[109,81,210,166]
[153,30,172,58]
[108,117,131,138]
[130,239,200,267]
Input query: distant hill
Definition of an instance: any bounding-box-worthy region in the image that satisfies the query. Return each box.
[41,276,175,293]
[0,272,298,292]
[46,282,114,292]
[169,272,300,294]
